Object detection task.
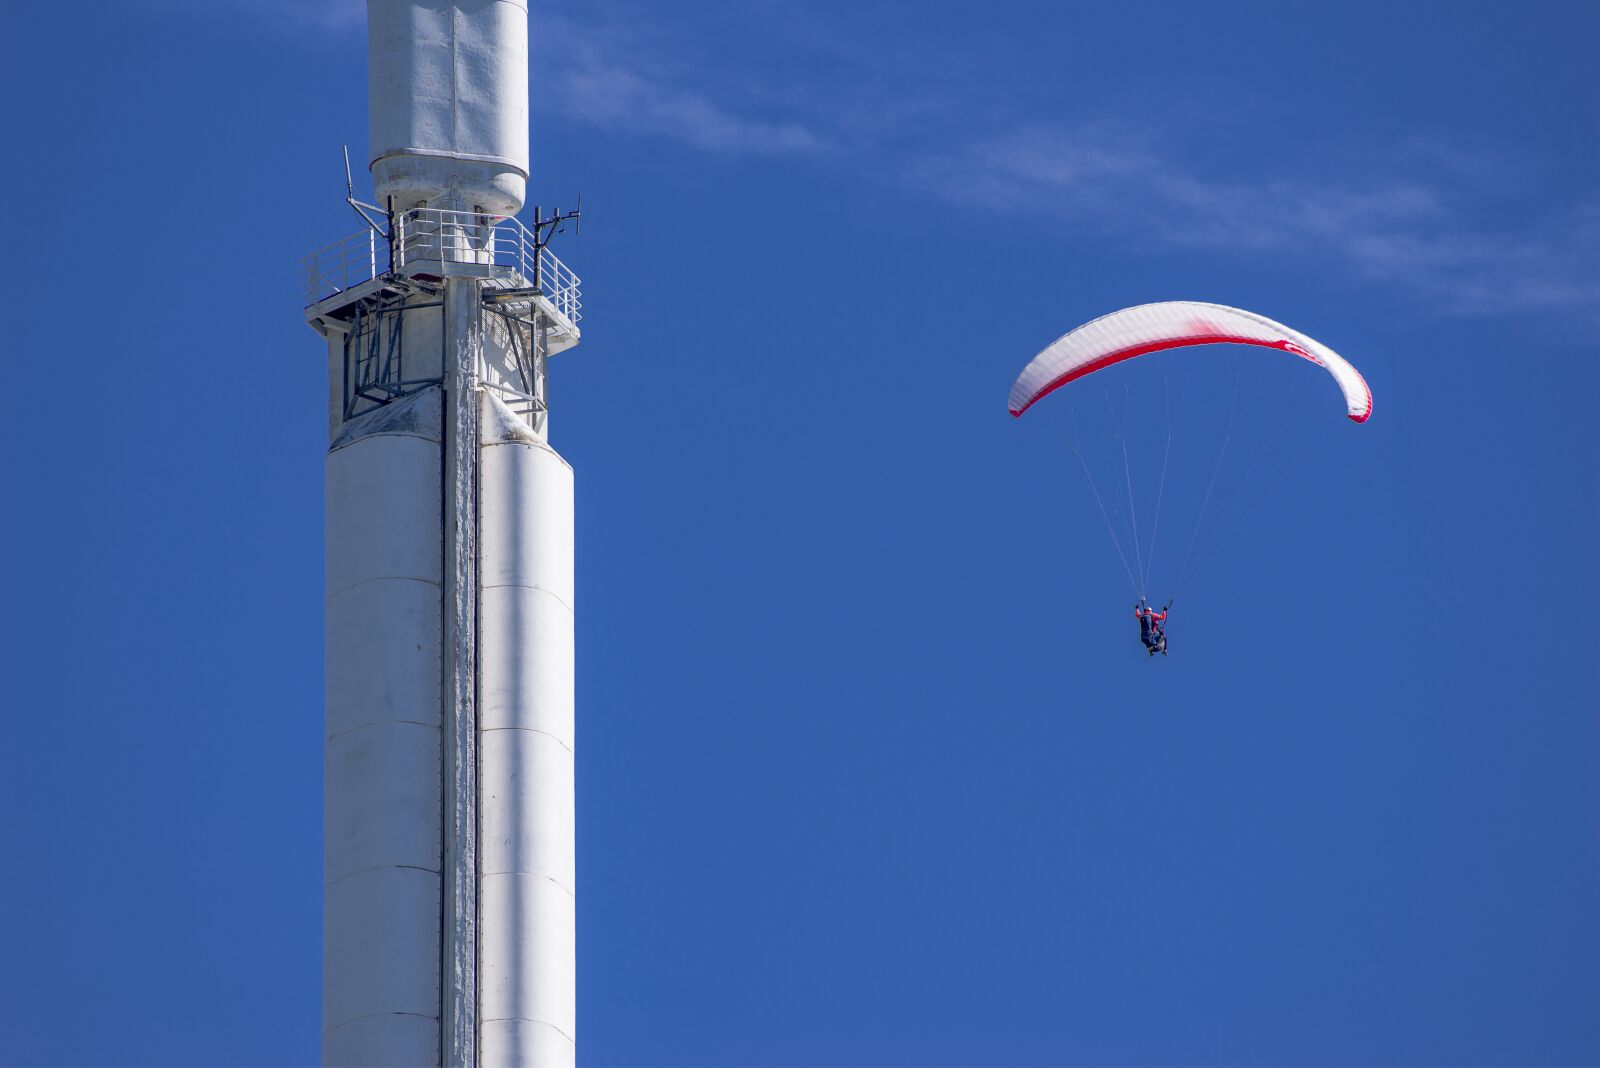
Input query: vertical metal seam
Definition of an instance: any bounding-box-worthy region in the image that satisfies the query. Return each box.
[438,299,450,1068]
[448,3,461,199]
[467,335,480,1068]
[442,280,480,1068]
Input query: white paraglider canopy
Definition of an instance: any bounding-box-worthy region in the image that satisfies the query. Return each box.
[1008,301,1372,423]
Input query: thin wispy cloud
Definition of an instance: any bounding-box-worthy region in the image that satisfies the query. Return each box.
[221,0,1595,318]
[916,125,1598,315]
[521,4,1596,320]
[541,36,825,156]
[203,0,824,155]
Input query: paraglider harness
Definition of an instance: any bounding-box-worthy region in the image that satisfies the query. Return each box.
[1136,599,1171,657]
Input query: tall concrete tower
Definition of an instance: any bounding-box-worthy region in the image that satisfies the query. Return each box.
[302,2,580,1064]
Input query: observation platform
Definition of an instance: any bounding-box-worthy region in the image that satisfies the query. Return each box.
[302,207,582,357]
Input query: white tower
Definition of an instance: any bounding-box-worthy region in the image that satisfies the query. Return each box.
[303,2,580,1064]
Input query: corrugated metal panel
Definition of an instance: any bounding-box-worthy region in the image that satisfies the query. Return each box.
[324,394,445,1062]
[477,400,576,1064]
[368,0,529,215]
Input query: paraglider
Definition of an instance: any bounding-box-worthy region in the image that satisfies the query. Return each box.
[1009,301,1371,423]
[1135,599,1170,657]
[1009,302,1370,657]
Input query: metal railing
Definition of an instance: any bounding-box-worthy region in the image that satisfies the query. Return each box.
[302,228,390,304]
[303,208,582,327]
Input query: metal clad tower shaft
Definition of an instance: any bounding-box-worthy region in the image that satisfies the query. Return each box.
[306,2,580,1064]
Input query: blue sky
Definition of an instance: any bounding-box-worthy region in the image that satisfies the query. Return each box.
[2,1,1596,1064]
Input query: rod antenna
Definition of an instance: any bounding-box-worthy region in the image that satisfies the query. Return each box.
[530,199,583,250]
[343,145,389,239]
